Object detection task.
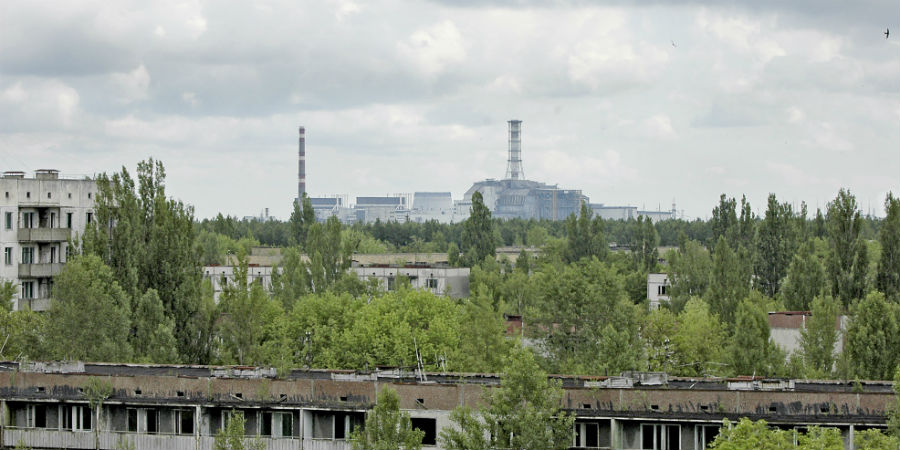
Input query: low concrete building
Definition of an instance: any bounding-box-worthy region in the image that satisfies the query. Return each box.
[0,361,893,450]
[768,311,847,358]
[349,265,469,298]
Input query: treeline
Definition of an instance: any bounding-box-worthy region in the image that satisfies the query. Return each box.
[0,160,897,388]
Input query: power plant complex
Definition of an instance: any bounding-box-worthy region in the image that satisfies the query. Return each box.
[296,120,676,224]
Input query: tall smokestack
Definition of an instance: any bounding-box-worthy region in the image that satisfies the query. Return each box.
[298,126,306,201]
[505,120,524,180]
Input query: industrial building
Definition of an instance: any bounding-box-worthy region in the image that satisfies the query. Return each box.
[0,361,893,450]
[0,170,96,311]
[293,122,675,224]
[463,120,588,220]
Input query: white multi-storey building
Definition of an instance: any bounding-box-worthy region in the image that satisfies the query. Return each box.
[0,170,96,311]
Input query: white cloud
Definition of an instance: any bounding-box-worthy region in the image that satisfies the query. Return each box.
[397,20,467,78]
[110,64,150,103]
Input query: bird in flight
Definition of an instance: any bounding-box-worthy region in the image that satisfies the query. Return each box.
[886,28,890,39]
[671,40,677,47]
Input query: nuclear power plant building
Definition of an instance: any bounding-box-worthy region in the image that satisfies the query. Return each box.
[463,120,588,220]
[295,120,673,224]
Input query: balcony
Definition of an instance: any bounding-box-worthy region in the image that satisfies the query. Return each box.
[1,428,336,450]
[17,227,71,242]
[18,263,64,278]
[18,297,52,311]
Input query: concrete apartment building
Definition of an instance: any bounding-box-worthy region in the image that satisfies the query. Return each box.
[0,361,893,450]
[0,170,96,311]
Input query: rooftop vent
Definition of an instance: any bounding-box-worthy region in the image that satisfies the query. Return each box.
[35,169,59,180]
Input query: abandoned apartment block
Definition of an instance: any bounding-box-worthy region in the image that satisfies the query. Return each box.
[0,361,893,450]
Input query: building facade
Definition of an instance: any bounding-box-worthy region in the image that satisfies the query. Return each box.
[0,170,96,311]
[0,361,893,450]
[646,273,671,310]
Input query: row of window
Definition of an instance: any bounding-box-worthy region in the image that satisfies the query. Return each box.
[5,245,61,265]
[4,191,92,200]
[4,211,91,230]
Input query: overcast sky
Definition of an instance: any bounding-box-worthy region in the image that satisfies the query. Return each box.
[1,0,898,220]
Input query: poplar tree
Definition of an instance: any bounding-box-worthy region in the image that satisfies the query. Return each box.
[462,192,495,266]
[755,194,798,297]
[45,255,133,362]
[565,201,606,263]
[876,193,900,302]
[798,295,840,376]
[781,239,826,311]
[81,159,204,363]
[707,237,750,326]
[845,291,900,380]
[826,189,868,307]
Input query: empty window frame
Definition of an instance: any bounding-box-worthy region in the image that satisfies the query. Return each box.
[642,424,680,450]
[25,404,48,428]
[276,412,293,438]
[696,425,720,449]
[574,421,600,448]
[426,278,438,289]
[86,212,93,224]
[177,409,194,435]
[60,405,91,431]
[21,247,34,264]
[22,212,35,228]
[411,418,437,446]
[4,247,12,265]
[4,212,11,229]
[21,281,34,300]
[259,411,273,436]
[146,409,159,434]
[127,409,138,432]
[66,212,73,228]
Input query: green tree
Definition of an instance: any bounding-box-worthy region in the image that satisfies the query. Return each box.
[876,193,900,302]
[438,406,489,450]
[81,159,204,362]
[45,255,132,361]
[462,192,495,267]
[350,387,424,450]
[798,295,840,377]
[455,289,513,373]
[642,308,677,372]
[532,260,641,375]
[130,289,178,363]
[667,240,712,312]
[796,426,844,450]
[214,411,264,450]
[630,215,659,272]
[710,194,738,246]
[447,242,460,267]
[755,194,798,297]
[305,216,353,292]
[565,202,606,263]
[887,366,900,438]
[441,345,574,450]
[270,247,310,311]
[706,237,750,325]
[709,418,792,450]
[672,298,728,377]
[780,239,826,311]
[289,193,316,249]
[729,294,784,376]
[286,292,362,369]
[217,253,286,365]
[826,189,869,307]
[845,291,900,380]
[855,428,900,450]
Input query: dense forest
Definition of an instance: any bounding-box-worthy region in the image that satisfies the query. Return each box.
[1,160,898,389]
